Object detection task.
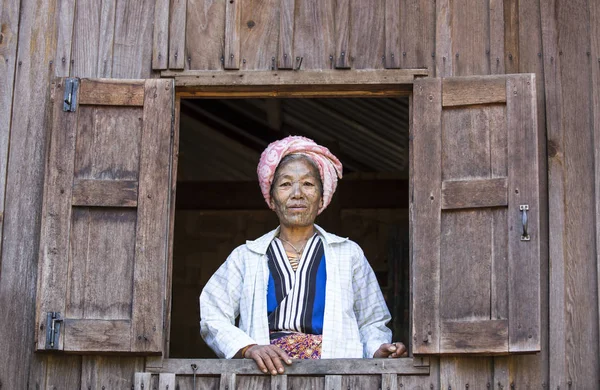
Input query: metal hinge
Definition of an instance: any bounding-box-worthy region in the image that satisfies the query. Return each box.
[63,78,79,112]
[45,312,63,349]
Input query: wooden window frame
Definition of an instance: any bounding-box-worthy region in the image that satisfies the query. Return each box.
[159,69,428,376]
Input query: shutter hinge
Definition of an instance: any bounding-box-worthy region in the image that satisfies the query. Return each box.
[63,78,79,112]
[45,312,63,349]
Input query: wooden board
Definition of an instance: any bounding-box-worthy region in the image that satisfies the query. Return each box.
[82,356,144,389]
[399,0,435,71]
[334,0,350,69]
[186,0,226,70]
[292,0,335,69]
[53,0,76,76]
[169,0,187,69]
[0,0,59,386]
[224,0,241,69]
[71,1,102,77]
[384,0,400,69]
[278,0,295,69]
[153,0,169,70]
[349,0,385,69]
[240,0,280,70]
[112,0,154,78]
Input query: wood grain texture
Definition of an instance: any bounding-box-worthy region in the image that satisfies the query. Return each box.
[45,355,82,389]
[82,356,144,390]
[440,357,493,390]
[145,358,429,375]
[35,80,79,351]
[186,0,226,70]
[381,373,397,390]
[334,0,350,69]
[451,0,489,76]
[384,0,400,68]
[112,0,154,78]
[220,373,236,390]
[441,178,508,209]
[440,320,508,354]
[135,372,152,390]
[159,373,176,390]
[64,319,132,352]
[240,0,280,70]
[399,0,435,71]
[278,0,295,69]
[411,78,442,354]
[71,0,102,77]
[78,78,145,106]
[53,0,76,76]
[224,0,241,69]
[72,179,138,207]
[0,0,21,276]
[507,74,540,353]
[97,0,117,78]
[503,0,519,74]
[131,79,174,353]
[488,0,504,75]
[349,0,385,69]
[169,0,187,69]
[270,374,287,390]
[435,0,452,76]
[0,0,58,384]
[442,76,506,106]
[293,0,335,69]
[153,0,169,70]
[325,375,342,390]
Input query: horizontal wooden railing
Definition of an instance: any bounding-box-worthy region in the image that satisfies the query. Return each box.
[136,358,430,390]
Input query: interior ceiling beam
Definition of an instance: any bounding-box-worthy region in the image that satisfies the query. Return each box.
[176,180,408,210]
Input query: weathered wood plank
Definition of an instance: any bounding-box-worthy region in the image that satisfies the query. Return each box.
[71,1,101,77]
[186,0,226,70]
[45,355,82,390]
[131,79,174,353]
[349,0,385,69]
[165,69,427,84]
[324,375,342,390]
[112,0,154,78]
[440,357,493,390]
[53,0,76,77]
[135,372,152,390]
[334,0,350,69]
[507,74,540,353]
[0,0,21,277]
[441,178,507,209]
[169,0,187,69]
[240,0,279,70]
[0,0,58,384]
[96,0,117,78]
[220,373,236,390]
[64,319,131,352]
[159,373,176,390]
[72,179,138,207]
[400,0,435,71]
[82,357,145,390]
[78,79,145,106]
[450,0,489,75]
[503,0,518,73]
[435,0,452,76]
[224,0,241,69]
[411,78,442,354]
[278,0,295,69]
[381,373,397,390]
[289,377,324,390]
[153,0,170,70]
[293,0,335,69]
[145,358,430,375]
[35,80,79,351]
[440,320,508,354]
[271,374,288,390]
[442,76,506,106]
[384,0,400,68]
[488,0,504,75]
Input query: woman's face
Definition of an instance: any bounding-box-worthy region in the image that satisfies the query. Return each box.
[270,157,323,229]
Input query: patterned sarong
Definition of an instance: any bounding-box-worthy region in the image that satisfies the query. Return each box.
[270,332,322,359]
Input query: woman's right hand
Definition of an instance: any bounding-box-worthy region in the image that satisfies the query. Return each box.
[244,344,293,375]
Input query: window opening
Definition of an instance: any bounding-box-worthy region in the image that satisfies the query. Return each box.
[170,97,410,358]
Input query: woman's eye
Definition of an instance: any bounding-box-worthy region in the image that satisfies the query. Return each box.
[280,182,291,187]
[303,182,314,187]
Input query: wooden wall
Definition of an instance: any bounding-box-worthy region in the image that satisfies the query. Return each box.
[0,0,598,388]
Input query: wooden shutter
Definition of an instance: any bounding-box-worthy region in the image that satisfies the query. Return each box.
[411,74,540,355]
[35,78,175,354]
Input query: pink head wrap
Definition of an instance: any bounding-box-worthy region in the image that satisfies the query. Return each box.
[258,136,343,214]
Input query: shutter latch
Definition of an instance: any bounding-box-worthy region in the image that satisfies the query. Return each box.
[45,312,63,349]
[520,205,530,241]
[63,78,79,112]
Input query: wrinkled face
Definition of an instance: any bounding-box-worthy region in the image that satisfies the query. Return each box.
[270,157,324,228]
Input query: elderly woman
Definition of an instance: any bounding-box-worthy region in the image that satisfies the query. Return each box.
[200,136,406,375]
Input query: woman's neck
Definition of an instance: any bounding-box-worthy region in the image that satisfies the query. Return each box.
[279,224,316,245]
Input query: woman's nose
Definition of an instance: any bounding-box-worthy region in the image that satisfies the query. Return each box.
[291,182,303,197]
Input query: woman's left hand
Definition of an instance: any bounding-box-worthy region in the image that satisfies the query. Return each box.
[373,342,407,358]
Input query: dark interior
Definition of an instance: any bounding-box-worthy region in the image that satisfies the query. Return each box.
[169,97,411,358]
